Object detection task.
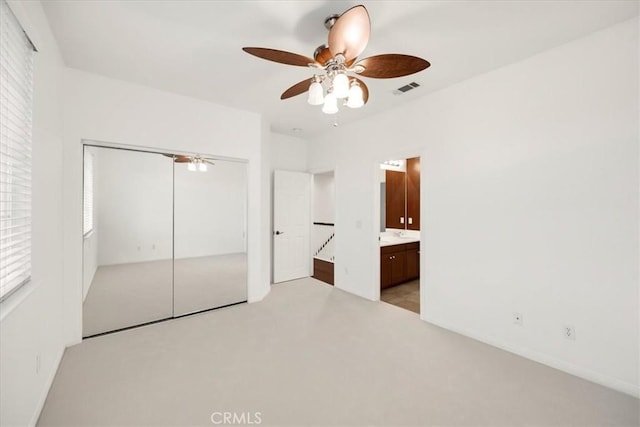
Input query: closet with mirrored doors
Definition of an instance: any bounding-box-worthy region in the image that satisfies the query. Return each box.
[82,144,248,338]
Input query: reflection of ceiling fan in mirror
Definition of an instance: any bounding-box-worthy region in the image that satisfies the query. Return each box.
[163,154,215,172]
[242,4,430,115]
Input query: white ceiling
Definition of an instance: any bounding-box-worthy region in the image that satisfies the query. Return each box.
[42,0,638,137]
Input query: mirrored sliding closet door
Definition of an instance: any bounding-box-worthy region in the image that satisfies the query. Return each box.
[82,146,174,337]
[82,145,248,338]
[173,158,248,316]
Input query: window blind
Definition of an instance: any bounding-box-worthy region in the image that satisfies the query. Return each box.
[83,150,94,235]
[0,0,34,301]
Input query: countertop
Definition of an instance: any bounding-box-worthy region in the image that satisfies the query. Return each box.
[380,235,420,247]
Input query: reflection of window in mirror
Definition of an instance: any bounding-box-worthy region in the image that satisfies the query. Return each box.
[83,150,94,237]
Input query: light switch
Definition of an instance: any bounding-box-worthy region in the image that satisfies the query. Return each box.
[400,217,404,224]
[408,217,413,225]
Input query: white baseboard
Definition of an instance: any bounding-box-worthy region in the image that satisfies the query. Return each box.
[29,346,64,426]
[422,314,639,399]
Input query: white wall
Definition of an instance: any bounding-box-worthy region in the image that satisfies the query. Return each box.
[89,147,247,266]
[308,18,639,396]
[63,68,270,346]
[95,147,173,266]
[312,172,335,224]
[0,2,66,426]
[174,159,247,259]
[270,133,308,172]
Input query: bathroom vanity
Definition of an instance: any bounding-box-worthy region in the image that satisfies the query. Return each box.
[380,235,419,289]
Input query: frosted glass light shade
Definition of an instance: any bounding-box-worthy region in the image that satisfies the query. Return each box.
[308,81,324,105]
[187,162,196,171]
[333,73,349,98]
[199,162,207,172]
[322,92,338,114]
[346,82,364,108]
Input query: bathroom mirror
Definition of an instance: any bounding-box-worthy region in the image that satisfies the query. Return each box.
[380,157,421,231]
[173,158,248,316]
[82,146,174,337]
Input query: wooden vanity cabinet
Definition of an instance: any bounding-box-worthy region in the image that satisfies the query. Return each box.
[405,242,420,280]
[381,242,419,289]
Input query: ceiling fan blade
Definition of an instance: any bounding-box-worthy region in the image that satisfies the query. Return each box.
[242,47,318,67]
[355,54,430,79]
[351,77,369,104]
[162,153,191,163]
[281,79,312,100]
[328,5,370,61]
[204,160,215,165]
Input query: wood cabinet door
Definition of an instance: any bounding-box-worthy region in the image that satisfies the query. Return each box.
[406,248,419,280]
[406,157,420,230]
[390,250,406,285]
[385,170,406,229]
[380,253,393,289]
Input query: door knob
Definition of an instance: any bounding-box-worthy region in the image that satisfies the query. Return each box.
[274,230,284,235]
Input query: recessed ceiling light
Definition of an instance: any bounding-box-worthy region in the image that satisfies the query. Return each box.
[292,128,303,133]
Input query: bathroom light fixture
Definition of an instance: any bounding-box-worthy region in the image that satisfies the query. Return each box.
[383,160,402,168]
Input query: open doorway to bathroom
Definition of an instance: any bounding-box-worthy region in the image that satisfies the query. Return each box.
[379,157,420,314]
[311,171,335,285]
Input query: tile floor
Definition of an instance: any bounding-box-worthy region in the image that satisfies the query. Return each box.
[380,279,419,314]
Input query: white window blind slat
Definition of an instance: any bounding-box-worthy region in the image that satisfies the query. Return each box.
[0,0,34,301]
[83,150,94,236]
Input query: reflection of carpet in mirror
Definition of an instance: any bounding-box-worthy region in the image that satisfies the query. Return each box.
[82,253,247,337]
[380,279,419,314]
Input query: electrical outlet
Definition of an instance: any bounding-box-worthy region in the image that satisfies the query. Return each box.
[513,313,523,326]
[564,325,576,340]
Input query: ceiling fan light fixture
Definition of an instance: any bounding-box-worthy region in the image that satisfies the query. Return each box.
[322,90,338,114]
[199,161,207,172]
[347,81,364,108]
[308,80,324,105]
[187,162,196,172]
[243,4,430,124]
[332,72,350,99]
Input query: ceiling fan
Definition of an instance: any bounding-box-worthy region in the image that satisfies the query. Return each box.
[163,154,215,172]
[242,4,430,115]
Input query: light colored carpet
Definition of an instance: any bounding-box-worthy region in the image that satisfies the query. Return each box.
[83,254,247,337]
[44,278,638,426]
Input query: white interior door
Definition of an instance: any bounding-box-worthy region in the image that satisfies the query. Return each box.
[273,170,310,283]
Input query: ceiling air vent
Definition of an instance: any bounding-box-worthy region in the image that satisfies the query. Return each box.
[393,82,420,95]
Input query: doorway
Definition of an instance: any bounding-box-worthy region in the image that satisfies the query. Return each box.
[311,171,335,285]
[378,157,421,314]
